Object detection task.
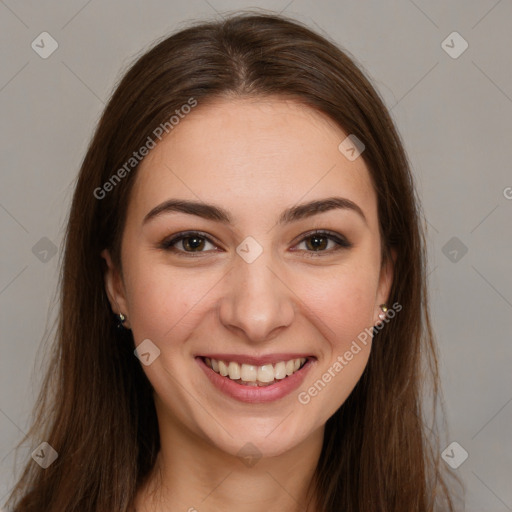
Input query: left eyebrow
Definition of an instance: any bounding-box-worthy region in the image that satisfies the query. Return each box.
[279,197,367,226]
[142,196,367,226]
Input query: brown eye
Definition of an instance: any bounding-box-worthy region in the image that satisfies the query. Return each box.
[180,235,206,252]
[294,230,352,256]
[160,231,217,254]
[159,229,351,258]
[304,234,329,251]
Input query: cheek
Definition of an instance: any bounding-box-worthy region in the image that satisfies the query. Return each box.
[298,263,379,346]
[293,267,378,418]
[123,258,215,343]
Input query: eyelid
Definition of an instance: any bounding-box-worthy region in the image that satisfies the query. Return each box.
[159,229,352,256]
[159,230,220,255]
[291,229,352,255]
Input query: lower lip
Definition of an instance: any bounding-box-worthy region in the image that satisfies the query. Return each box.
[196,357,314,404]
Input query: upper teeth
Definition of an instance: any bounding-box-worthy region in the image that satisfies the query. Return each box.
[204,357,307,383]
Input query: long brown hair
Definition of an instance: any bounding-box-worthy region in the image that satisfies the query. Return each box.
[6,12,459,512]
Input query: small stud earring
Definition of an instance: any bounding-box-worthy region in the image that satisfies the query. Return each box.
[378,304,388,321]
[116,312,127,330]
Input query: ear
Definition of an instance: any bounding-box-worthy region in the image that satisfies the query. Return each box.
[375,247,396,323]
[101,249,131,329]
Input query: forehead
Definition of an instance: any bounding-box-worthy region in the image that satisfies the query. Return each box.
[130,96,377,227]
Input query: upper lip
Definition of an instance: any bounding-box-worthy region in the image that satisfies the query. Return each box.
[197,353,314,366]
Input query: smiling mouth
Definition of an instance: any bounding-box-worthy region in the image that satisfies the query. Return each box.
[200,356,309,387]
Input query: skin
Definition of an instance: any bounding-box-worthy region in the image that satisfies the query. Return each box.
[102,96,394,512]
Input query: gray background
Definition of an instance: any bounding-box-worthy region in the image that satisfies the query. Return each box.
[1,0,511,510]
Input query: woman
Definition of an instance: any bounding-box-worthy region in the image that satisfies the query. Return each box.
[6,12,458,512]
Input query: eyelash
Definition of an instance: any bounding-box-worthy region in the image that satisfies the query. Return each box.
[159,230,352,258]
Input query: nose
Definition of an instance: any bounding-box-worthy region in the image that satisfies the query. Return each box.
[218,250,295,343]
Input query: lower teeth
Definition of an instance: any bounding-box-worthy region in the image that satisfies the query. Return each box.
[227,377,280,387]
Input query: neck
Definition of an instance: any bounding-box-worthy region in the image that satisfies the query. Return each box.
[134,402,324,512]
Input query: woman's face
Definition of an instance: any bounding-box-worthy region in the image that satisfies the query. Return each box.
[103,96,393,458]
